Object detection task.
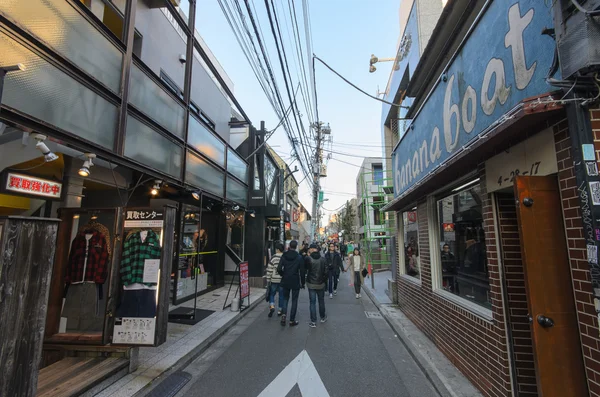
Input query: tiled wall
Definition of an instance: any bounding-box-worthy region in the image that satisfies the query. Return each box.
[397,181,513,397]
[495,193,537,396]
[557,114,600,396]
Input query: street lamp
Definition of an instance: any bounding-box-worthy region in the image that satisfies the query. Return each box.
[369,54,398,73]
[0,64,26,113]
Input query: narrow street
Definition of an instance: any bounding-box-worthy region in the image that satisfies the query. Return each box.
[170,272,438,397]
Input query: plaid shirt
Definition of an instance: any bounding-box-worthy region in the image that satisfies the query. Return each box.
[66,230,109,284]
[120,230,161,286]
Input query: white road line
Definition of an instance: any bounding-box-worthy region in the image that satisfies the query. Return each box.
[257,350,330,397]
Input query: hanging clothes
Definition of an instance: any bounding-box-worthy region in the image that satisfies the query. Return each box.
[120,230,162,286]
[65,228,110,284]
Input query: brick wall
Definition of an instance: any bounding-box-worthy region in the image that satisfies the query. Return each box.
[496,193,537,396]
[397,179,512,397]
[556,115,600,397]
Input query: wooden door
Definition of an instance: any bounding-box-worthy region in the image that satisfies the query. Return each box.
[514,176,588,396]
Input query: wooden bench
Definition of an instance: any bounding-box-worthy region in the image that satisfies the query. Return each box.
[37,357,129,397]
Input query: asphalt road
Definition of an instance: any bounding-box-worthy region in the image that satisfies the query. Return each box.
[174,272,438,397]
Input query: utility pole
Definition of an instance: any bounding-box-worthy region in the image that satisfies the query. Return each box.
[310,122,330,242]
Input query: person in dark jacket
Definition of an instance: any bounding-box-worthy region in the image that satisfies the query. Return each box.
[324,243,344,298]
[304,243,328,327]
[277,240,305,326]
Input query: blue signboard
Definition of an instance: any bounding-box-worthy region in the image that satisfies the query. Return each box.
[392,0,555,198]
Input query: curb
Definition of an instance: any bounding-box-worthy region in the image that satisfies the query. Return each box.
[361,285,453,397]
[134,292,266,396]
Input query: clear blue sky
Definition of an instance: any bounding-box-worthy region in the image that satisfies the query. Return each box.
[196,0,400,221]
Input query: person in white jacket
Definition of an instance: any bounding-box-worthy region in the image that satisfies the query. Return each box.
[345,248,365,298]
[266,242,284,317]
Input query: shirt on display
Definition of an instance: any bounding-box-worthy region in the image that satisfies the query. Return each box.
[120,230,162,286]
[66,229,109,284]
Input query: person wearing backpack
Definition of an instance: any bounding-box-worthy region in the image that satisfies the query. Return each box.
[265,242,284,317]
[277,240,305,326]
[304,243,328,328]
[324,242,344,298]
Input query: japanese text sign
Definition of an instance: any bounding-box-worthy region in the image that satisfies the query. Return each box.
[5,172,62,199]
[240,261,249,299]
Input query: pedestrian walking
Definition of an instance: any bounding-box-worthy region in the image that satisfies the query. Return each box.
[340,242,346,260]
[277,240,305,326]
[345,248,365,298]
[265,242,284,317]
[303,243,328,328]
[324,243,344,298]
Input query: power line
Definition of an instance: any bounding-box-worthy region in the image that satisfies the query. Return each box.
[313,54,409,108]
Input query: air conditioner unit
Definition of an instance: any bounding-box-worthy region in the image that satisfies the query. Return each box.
[555,0,600,78]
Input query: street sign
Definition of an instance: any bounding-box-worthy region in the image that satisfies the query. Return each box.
[258,350,329,397]
[318,191,324,202]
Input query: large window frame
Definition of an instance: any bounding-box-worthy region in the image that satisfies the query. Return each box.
[397,205,421,284]
[428,178,493,320]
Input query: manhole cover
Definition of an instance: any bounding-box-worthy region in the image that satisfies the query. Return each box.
[365,311,383,319]
[146,372,192,397]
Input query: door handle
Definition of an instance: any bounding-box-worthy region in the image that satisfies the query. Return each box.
[537,314,554,328]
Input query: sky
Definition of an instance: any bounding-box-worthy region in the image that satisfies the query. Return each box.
[195,0,400,224]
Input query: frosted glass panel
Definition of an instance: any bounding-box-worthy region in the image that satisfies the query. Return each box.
[188,116,225,167]
[129,64,185,138]
[186,152,224,198]
[227,148,248,183]
[125,116,182,178]
[0,32,116,149]
[0,0,122,92]
[227,177,247,207]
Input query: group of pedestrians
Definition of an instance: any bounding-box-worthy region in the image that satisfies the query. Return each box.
[265,239,367,328]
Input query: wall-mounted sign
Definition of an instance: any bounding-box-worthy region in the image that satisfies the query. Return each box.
[407,211,417,223]
[5,172,62,199]
[124,210,164,228]
[112,317,156,345]
[485,128,557,193]
[392,0,554,198]
[443,223,455,232]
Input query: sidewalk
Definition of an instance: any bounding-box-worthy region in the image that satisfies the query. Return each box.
[362,274,483,397]
[86,286,265,397]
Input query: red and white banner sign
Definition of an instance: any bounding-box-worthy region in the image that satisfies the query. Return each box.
[239,261,249,299]
[6,173,62,199]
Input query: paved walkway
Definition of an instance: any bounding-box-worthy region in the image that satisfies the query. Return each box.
[89,286,264,397]
[362,275,483,397]
[163,271,439,397]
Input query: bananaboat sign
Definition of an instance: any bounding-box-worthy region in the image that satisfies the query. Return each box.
[393,0,555,198]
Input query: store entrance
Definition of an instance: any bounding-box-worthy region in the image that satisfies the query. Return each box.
[513,175,587,396]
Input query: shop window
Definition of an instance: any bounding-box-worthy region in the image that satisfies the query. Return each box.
[401,208,419,278]
[188,115,225,167]
[1,0,123,93]
[226,209,245,261]
[437,181,490,308]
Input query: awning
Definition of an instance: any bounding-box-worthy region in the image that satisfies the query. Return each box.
[382,93,565,212]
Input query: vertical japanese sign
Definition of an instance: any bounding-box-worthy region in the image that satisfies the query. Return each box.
[240,261,249,299]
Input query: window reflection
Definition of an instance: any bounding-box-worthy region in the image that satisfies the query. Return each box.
[226,209,244,261]
[437,183,490,308]
[402,208,419,278]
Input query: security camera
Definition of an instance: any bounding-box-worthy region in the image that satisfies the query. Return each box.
[179,54,186,64]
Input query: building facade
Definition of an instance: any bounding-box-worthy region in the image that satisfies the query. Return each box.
[383,1,600,396]
[0,0,253,395]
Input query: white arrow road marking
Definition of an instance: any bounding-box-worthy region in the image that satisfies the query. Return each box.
[257,350,330,397]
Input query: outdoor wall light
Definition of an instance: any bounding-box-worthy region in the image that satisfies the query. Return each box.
[247,210,256,218]
[232,204,240,211]
[78,153,96,177]
[191,190,201,200]
[33,134,59,162]
[150,180,162,196]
